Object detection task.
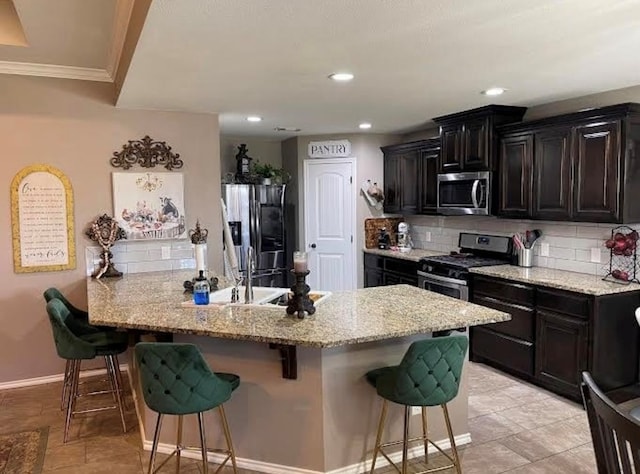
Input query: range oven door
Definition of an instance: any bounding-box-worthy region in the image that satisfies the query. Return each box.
[417,272,469,301]
[437,171,491,216]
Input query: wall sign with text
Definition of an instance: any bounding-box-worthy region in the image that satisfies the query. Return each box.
[10,164,76,273]
[308,139,351,158]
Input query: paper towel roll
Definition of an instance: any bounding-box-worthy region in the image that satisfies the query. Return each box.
[194,243,207,272]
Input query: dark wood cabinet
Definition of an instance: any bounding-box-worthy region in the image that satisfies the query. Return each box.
[533,128,572,220]
[434,105,527,173]
[470,274,640,401]
[363,252,418,288]
[499,135,533,218]
[498,103,640,223]
[381,138,440,215]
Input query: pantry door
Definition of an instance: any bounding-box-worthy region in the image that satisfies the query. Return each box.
[304,158,356,291]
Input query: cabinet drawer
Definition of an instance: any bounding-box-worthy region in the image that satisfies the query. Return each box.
[384,258,419,277]
[364,253,383,269]
[473,276,535,306]
[537,288,590,319]
[471,326,534,376]
[473,295,535,342]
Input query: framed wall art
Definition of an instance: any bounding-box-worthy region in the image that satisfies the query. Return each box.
[10,164,76,273]
[112,172,186,240]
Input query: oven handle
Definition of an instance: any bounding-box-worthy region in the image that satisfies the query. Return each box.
[417,272,467,287]
[471,179,480,208]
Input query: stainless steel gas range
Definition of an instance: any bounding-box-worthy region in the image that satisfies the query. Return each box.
[417,233,513,301]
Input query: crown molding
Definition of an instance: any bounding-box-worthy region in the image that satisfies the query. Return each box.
[107,0,134,80]
[0,60,112,82]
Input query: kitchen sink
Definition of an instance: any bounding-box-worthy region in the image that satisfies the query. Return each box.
[208,287,332,308]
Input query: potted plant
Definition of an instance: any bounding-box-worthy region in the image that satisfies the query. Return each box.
[252,161,277,184]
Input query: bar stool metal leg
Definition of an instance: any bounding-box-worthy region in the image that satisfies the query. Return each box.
[63,359,81,443]
[106,355,127,433]
[219,405,238,473]
[421,407,429,464]
[197,412,209,474]
[402,406,410,474]
[441,404,462,474]
[104,356,117,403]
[369,399,388,474]
[148,413,164,474]
[175,415,183,474]
[113,355,127,409]
[61,360,71,411]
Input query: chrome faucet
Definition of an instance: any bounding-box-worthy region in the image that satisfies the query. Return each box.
[244,246,255,303]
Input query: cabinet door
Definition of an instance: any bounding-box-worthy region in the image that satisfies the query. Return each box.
[533,129,572,220]
[498,134,533,218]
[364,268,383,288]
[399,152,419,214]
[420,148,439,214]
[573,121,621,222]
[463,118,489,170]
[383,154,400,213]
[440,125,463,173]
[536,310,589,397]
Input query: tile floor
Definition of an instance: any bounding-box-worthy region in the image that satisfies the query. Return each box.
[0,362,598,473]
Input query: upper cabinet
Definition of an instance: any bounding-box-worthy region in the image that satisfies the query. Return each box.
[498,103,640,223]
[381,138,440,215]
[433,105,527,173]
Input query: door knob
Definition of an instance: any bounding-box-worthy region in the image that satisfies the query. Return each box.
[310,243,317,249]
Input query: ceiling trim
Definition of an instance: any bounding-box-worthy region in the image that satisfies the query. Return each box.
[106,0,134,80]
[0,60,112,82]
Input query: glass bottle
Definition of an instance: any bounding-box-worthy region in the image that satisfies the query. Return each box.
[193,270,210,305]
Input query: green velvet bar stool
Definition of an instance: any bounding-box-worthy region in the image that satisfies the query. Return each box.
[44,287,127,411]
[366,335,468,474]
[135,342,240,474]
[46,299,129,443]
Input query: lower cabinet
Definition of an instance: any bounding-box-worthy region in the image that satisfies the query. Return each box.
[470,274,640,401]
[363,252,418,288]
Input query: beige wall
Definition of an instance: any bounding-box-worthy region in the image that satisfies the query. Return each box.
[0,75,221,384]
[219,137,282,181]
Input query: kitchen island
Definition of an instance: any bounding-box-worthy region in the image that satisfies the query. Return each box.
[88,270,509,474]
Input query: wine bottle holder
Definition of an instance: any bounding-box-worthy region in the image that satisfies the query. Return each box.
[602,225,639,285]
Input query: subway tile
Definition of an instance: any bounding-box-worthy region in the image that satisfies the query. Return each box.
[543,236,597,249]
[536,223,578,237]
[114,250,150,263]
[172,259,196,270]
[171,249,195,259]
[576,225,611,240]
[170,240,193,250]
[124,241,165,251]
[553,259,597,275]
[550,246,575,260]
[127,260,173,274]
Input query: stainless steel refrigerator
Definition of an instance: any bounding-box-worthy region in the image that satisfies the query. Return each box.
[222,184,288,287]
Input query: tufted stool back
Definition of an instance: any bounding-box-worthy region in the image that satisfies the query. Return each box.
[135,343,234,415]
[372,335,468,407]
[46,299,98,360]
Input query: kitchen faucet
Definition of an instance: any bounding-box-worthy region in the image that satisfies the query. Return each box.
[244,246,255,303]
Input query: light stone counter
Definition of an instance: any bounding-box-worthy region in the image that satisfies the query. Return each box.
[363,247,444,262]
[87,269,509,348]
[471,264,640,296]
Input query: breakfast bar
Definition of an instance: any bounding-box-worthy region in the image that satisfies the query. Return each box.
[88,270,509,473]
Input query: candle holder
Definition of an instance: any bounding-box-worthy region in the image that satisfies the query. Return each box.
[183,220,218,293]
[286,270,315,319]
[85,214,127,279]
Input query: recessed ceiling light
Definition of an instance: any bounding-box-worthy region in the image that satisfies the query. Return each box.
[329,72,354,82]
[246,116,262,122]
[359,122,372,129]
[274,127,301,132]
[481,87,506,96]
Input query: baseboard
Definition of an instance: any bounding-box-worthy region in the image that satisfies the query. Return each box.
[0,364,129,391]
[141,431,472,474]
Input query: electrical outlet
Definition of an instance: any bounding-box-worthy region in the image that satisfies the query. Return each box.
[425,231,432,242]
[411,406,422,416]
[591,247,602,263]
[161,246,171,260]
[540,242,550,257]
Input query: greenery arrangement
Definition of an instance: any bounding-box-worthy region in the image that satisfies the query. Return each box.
[251,161,291,184]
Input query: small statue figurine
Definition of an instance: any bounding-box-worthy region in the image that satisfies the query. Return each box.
[86,214,127,279]
[234,144,253,183]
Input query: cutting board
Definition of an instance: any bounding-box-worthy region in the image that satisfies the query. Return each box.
[364,218,403,249]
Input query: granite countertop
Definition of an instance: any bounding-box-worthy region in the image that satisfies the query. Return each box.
[87,270,509,348]
[470,265,640,296]
[363,248,444,262]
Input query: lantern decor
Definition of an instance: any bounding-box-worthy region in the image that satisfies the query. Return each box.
[85,214,127,279]
[234,144,253,183]
[183,220,218,293]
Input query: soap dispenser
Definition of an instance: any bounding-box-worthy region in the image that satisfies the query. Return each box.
[193,270,210,305]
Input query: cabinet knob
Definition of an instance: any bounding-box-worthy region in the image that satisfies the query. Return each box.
[310,243,317,249]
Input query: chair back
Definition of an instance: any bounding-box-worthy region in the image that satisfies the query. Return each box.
[46,299,96,360]
[582,371,640,473]
[44,288,83,315]
[378,335,468,406]
[135,343,233,415]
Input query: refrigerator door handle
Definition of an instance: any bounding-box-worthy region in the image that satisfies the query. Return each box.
[254,199,262,263]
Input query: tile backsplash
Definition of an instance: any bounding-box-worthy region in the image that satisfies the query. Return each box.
[406,215,639,276]
[84,239,196,276]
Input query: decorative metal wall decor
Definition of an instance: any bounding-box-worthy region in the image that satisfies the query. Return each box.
[110,135,183,170]
[86,214,126,279]
[10,164,76,273]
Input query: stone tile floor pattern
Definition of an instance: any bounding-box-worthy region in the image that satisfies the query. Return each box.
[0,362,605,473]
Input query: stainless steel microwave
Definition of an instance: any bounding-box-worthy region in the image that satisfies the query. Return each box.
[437,171,491,215]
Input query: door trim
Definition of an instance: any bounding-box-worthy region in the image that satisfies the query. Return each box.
[303,157,357,290]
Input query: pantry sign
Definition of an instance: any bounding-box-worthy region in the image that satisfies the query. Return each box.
[308,140,351,158]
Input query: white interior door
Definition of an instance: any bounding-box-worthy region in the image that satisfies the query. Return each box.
[304,159,356,291]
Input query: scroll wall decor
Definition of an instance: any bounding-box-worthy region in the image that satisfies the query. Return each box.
[110,135,183,170]
[10,164,76,273]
